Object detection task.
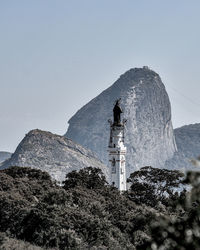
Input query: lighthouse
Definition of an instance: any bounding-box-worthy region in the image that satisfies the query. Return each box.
[108,99,127,191]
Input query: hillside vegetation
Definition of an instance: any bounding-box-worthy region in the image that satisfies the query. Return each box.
[0,166,199,249]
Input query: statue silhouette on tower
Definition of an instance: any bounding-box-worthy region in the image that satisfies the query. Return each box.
[113,99,123,125]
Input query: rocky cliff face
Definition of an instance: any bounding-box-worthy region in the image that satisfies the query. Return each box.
[165,123,200,171]
[175,124,200,159]
[66,67,177,176]
[1,129,108,182]
[0,151,12,164]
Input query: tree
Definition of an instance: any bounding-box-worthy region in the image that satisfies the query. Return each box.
[63,167,108,190]
[138,171,200,250]
[126,166,185,207]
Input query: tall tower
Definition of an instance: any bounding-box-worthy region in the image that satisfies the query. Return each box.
[108,99,127,191]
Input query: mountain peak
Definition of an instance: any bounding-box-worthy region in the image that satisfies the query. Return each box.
[66,68,176,176]
[1,129,108,182]
[120,66,158,78]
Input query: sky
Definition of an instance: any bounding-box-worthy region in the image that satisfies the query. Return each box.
[1,0,200,152]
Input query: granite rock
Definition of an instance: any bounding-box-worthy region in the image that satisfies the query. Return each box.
[1,129,108,182]
[165,123,200,171]
[66,67,177,176]
[0,151,12,164]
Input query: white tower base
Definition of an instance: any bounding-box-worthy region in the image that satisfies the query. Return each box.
[108,123,127,191]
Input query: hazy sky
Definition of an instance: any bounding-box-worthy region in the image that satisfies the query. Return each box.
[1,0,200,152]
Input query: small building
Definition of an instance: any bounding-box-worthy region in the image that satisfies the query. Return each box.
[108,99,127,191]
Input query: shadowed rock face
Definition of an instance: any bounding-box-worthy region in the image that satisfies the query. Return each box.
[65,67,177,176]
[0,152,12,163]
[174,124,200,158]
[1,129,108,182]
[165,123,200,171]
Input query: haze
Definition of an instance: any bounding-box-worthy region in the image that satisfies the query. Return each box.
[1,0,200,152]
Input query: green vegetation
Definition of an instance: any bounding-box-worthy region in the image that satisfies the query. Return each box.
[127,166,184,207]
[0,166,199,249]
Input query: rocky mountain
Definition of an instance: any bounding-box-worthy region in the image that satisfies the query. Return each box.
[65,67,177,177]
[0,151,12,164]
[165,123,200,171]
[175,124,200,159]
[1,129,108,182]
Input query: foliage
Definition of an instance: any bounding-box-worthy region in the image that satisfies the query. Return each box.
[139,171,200,250]
[126,166,185,207]
[0,166,154,249]
[0,232,47,250]
[63,166,107,189]
[1,165,199,250]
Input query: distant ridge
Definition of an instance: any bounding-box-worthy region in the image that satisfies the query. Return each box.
[165,123,200,171]
[1,129,108,182]
[0,151,12,164]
